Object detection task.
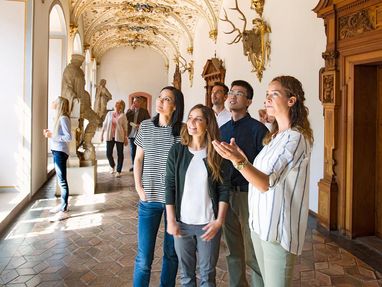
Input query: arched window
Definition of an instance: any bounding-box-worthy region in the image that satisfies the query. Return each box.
[48,3,67,172]
[73,33,83,54]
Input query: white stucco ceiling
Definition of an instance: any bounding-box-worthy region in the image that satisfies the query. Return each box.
[70,0,222,62]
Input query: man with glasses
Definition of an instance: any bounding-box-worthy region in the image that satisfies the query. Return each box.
[220,80,268,287]
[211,82,231,127]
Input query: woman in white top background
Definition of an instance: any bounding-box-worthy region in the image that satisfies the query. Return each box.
[213,75,313,287]
[165,104,230,286]
[101,100,128,178]
[43,97,72,221]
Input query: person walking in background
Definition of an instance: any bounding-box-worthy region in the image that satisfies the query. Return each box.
[101,100,128,178]
[213,75,313,287]
[219,80,268,287]
[211,82,231,127]
[126,96,150,172]
[133,86,184,287]
[43,97,72,222]
[165,104,230,286]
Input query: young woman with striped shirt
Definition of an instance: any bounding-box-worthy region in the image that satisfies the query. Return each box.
[213,75,313,287]
[133,86,184,287]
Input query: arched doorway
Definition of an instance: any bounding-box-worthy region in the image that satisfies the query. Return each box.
[48,3,67,172]
[128,92,152,116]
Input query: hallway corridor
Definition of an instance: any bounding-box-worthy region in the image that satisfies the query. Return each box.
[0,145,381,286]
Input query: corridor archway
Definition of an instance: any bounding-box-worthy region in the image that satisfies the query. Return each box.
[48,3,67,172]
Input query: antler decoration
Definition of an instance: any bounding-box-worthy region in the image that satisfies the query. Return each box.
[176,55,194,87]
[220,0,271,82]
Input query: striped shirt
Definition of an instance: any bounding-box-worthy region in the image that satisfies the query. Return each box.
[248,129,311,255]
[135,119,179,203]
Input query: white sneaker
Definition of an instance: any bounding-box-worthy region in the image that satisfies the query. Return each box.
[50,211,69,222]
[49,205,62,214]
[115,172,121,178]
[109,167,115,174]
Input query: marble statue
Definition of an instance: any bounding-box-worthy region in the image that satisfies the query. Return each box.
[94,79,112,123]
[61,54,101,165]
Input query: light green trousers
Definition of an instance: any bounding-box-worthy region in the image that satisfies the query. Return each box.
[251,232,296,287]
[223,191,263,287]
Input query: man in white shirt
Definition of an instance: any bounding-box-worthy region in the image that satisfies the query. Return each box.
[211,82,231,127]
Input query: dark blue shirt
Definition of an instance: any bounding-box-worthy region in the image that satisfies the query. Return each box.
[220,113,268,189]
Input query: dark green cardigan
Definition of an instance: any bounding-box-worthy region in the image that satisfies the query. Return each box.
[165,143,231,221]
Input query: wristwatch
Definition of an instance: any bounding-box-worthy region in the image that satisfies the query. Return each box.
[233,159,248,171]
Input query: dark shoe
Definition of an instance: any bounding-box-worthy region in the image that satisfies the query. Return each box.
[129,168,133,172]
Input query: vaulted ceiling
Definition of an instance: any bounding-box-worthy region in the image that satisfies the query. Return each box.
[70,0,222,64]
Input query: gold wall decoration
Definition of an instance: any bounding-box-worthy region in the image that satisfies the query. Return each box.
[221,0,271,81]
[251,0,264,17]
[209,29,218,42]
[69,24,78,38]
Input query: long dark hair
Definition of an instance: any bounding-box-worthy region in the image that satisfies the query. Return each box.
[180,104,223,182]
[153,86,184,136]
[264,75,313,145]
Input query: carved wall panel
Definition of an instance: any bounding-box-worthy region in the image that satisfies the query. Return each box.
[314,0,382,238]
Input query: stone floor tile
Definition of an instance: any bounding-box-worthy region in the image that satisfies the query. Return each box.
[1,145,381,286]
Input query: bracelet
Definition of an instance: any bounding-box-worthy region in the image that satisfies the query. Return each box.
[233,159,248,171]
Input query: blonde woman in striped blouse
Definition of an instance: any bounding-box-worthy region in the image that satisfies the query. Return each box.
[213,75,313,287]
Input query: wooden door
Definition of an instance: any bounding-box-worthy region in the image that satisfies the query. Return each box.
[376,65,382,238]
[353,64,382,238]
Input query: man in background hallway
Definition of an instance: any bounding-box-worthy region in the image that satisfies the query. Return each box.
[126,96,150,172]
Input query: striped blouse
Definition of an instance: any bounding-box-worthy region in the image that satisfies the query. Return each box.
[248,129,311,255]
[135,119,179,203]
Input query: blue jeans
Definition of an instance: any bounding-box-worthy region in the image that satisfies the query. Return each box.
[52,150,69,211]
[133,201,178,287]
[174,222,221,286]
[129,137,136,168]
[106,139,124,172]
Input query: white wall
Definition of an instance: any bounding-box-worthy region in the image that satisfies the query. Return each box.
[31,0,71,194]
[98,46,168,114]
[173,0,325,212]
[0,1,25,187]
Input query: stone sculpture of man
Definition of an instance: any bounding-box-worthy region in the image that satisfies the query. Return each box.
[61,54,100,164]
[94,79,112,123]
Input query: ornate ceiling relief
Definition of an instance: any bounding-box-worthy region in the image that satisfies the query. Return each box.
[70,0,221,72]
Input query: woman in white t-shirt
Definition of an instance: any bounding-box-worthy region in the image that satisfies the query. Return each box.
[166,104,230,286]
[213,76,313,287]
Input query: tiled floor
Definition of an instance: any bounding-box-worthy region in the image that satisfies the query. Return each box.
[0,145,382,286]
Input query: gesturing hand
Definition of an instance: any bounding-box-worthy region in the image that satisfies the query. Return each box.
[212,138,247,163]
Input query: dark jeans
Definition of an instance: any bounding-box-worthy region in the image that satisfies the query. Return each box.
[129,137,136,168]
[133,201,178,287]
[52,150,69,211]
[106,139,124,172]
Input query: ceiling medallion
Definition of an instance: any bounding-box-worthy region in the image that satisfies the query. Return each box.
[221,0,271,82]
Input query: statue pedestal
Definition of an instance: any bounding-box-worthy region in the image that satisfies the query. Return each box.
[56,163,97,196]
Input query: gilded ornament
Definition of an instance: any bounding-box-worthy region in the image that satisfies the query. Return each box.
[209,29,218,42]
[251,0,265,17]
[221,0,271,81]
